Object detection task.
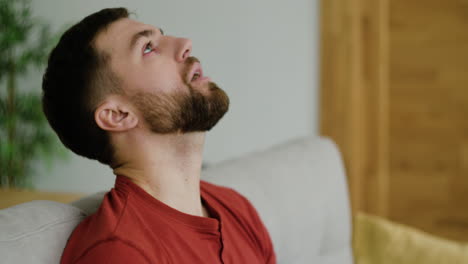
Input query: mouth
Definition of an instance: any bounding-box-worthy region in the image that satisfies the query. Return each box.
[188,62,210,84]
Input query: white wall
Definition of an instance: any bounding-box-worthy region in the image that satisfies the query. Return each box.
[28,0,319,193]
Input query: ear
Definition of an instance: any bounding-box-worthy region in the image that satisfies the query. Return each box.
[95,99,138,132]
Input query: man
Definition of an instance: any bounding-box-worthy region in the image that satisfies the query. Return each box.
[42,7,276,264]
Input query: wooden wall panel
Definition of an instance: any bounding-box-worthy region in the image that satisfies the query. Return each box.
[389,0,468,241]
[320,0,468,241]
[320,0,389,216]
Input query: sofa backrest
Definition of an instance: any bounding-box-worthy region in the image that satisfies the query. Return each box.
[0,136,353,264]
[0,200,86,264]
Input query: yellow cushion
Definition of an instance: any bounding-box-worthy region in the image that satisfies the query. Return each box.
[353,213,468,264]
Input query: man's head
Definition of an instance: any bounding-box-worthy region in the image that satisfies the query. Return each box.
[42,7,229,166]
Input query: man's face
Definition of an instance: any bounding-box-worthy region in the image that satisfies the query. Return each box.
[94,18,229,133]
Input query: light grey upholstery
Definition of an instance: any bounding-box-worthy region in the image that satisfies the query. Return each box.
[0,201,86,264]
[0,136,353,264]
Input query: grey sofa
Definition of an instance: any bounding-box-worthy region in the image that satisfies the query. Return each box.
[0,136,353,264]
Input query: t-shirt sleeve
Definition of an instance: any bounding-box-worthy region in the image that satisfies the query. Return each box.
[73,239,150,264]
[233,189,277,264]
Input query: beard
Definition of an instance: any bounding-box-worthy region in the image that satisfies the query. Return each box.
[128,59,230,133]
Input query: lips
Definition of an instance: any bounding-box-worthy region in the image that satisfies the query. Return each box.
[188,62,204,83]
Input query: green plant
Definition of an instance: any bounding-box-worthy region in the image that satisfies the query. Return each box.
[0,0,67,188]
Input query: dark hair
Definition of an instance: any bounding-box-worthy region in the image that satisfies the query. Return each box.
[42,7,129,165]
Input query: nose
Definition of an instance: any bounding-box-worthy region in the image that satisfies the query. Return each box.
[177,38,192,62]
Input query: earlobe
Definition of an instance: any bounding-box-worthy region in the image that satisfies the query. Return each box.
[95,101,138,132]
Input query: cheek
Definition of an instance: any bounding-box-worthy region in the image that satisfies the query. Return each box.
[150,71,186,94]
[127,66,185,93]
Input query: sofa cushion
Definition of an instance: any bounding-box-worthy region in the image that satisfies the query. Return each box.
[0,200,86,264]
[354,212,468,264]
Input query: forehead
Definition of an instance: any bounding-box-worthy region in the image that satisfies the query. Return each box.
[93,18,148,55]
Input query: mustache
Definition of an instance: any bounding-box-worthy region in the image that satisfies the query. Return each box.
[186,56,200,65]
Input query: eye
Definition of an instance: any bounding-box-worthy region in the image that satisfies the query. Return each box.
[143,42,154,55]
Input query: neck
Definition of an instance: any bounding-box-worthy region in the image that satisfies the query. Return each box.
[112,131,208,217]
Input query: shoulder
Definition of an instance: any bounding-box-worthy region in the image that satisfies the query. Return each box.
[71,237,151,264]
[61,190,133,263]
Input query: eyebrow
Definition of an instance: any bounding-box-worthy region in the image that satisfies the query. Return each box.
[129,28,164,52]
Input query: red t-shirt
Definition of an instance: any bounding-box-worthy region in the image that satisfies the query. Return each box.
[60,175,276,264]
